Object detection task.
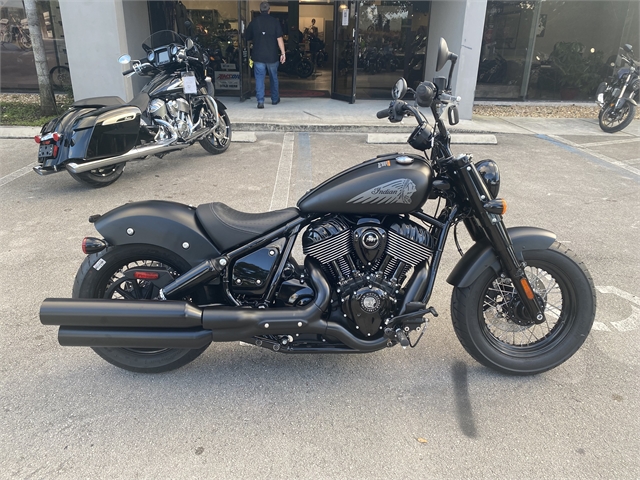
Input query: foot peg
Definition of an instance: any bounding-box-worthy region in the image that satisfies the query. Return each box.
[395,329,410,349]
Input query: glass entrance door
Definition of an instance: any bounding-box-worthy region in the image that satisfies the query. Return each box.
[238,1,252,100]
[332,1,359,103]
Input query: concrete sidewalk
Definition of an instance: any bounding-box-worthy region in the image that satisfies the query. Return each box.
[1,97,639,138]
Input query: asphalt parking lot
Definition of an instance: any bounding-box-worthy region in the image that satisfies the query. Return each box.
[1,130,638,479]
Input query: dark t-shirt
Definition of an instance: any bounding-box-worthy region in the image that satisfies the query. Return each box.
[245,13,283,64]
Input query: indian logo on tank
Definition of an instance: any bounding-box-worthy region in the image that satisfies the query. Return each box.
[347,179,417,205]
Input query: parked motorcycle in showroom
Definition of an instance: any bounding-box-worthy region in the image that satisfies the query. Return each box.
[596,44,639,133]
[33,30,231,188]
[39,38,596,375]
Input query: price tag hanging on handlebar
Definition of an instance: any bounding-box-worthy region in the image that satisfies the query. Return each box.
[182,72,197,94]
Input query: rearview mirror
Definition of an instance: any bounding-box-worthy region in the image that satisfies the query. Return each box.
[436,38,450,72]
[392,78,408,100]
[118,54,131,65]
[448,105,459,126]
[186,38,194,50]
[623,44,633,54]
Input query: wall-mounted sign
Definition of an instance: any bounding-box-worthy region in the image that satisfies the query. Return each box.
[342,8,349,26]
[214,71,240,90]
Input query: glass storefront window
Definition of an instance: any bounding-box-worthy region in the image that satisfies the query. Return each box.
[356,0,431,99]
[0,0,71,92]
[527,1,637,100]
[476,1,536,100]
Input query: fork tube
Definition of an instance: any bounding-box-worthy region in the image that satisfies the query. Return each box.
[455,156,545,323]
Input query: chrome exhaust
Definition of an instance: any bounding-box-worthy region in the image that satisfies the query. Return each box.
[66,120,181,174]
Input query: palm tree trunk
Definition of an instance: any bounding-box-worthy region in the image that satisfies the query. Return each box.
[23,0,57,116]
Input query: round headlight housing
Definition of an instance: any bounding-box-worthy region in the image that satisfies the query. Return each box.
[475,159,500,198]
[147,50,155,62]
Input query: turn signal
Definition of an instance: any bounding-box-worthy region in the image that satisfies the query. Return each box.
[82,237,107,254]
[520,278,535,300]
[484,198,507,215]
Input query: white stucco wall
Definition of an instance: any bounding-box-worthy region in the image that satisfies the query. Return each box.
[426,0,487,119]
[59,0,149,102]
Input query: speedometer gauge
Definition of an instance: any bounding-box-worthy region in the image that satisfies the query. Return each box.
[147,51,155,62]
[170,45,178,56]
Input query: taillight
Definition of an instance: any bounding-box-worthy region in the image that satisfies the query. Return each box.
[82,237,107,254]
[52,132,61,142]
[133,271,160,280]
[34,135,41,144]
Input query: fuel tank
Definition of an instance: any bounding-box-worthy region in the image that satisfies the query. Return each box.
[143,72,184,97]
[297,153,432,214]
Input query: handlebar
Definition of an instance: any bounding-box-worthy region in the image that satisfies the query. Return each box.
[122,68,134,76]
[376,108,390,119]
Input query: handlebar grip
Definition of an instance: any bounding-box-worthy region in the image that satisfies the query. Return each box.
[376,108,390,119]
[122,68,134,76]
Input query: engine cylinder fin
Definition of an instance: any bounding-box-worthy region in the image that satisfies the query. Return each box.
[386,231,433,266]
[303,229,351,264]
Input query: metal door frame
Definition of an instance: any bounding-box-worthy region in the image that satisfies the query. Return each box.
[238,0,252,101]
[331,1,359,103]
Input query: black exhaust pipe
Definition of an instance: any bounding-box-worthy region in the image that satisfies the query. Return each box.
[59,327,212,348]
[41,258,396,351]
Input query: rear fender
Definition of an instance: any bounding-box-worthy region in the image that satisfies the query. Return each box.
[94,200,220,267]
[446,226,557,288]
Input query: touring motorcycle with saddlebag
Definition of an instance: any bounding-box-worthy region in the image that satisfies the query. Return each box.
[33,30,231,187]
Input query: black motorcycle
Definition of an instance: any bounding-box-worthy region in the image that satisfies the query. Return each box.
[33,30,231,188]
[596,44,639,133]
[39,38,596,376]
[279,47,314,79]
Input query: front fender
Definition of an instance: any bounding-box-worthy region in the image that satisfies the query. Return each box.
[446,226,556,288]
[94,200,220,267]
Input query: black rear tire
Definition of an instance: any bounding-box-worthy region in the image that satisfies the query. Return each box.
[68,163,125,188]
[451,242,596,375]
[598,102,635,133]
[199,111,231,155]
[73,245,211,373]
[296,59,314,78]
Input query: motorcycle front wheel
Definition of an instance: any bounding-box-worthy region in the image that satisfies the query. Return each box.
[599,102,635,133]
[200,111,231,154]
[451,242,596,375]
[73,245,211,373]
[296,59,314,78]
[68,162,125,188]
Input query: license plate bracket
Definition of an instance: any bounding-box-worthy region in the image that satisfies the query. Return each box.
[38,144,54,158]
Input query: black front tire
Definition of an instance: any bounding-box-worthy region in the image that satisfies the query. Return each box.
[296,59,314,78]
[451,242,596,375]
[599,102,635,133]
[68,163,126,188]
[73,245,211,373]
[199,111,232,155]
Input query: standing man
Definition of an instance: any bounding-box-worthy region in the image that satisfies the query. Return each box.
[245,2,286,108]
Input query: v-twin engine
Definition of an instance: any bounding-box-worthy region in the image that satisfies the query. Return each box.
[302,216,435,336]
[149,98,195,140]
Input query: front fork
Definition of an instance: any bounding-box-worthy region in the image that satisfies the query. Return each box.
[454,155,546,324]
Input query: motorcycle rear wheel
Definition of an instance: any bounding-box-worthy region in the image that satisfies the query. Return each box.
[451,242,596,375]
[200,111,231,154]
[73,245,211,373]
[68,163,125,188]
[599,102,635,133]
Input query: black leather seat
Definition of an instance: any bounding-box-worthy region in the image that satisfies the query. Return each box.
[196,202,300,252]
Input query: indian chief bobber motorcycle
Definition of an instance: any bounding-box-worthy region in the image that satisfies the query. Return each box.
[33,30,231,187]
[40,39,596,375]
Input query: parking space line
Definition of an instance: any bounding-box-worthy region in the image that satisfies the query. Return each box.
[269,132,295,211]
[579,138,640,148]
[0,162,38,187]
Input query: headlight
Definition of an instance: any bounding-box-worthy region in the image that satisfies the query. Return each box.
[475,160,500,198]
[147,51,155,62]
[170,44,178,56]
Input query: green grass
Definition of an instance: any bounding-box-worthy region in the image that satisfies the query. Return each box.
[0,98,73,126]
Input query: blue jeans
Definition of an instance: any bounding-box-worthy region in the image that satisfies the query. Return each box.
[254,61,279,104]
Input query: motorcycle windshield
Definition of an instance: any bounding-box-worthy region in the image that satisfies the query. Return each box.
[142,30,185,51]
